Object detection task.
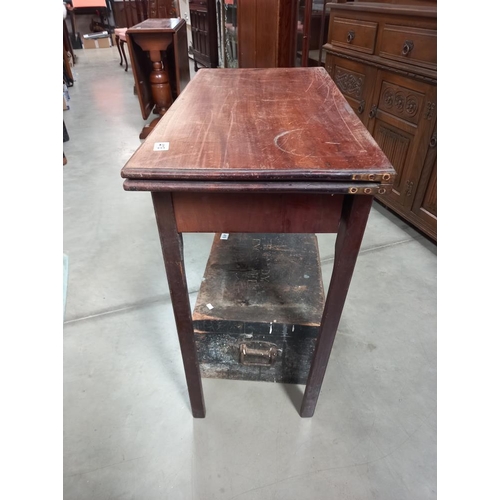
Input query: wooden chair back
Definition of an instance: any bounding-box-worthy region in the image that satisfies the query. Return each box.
[149,0,179,19]
[123,0,150,28]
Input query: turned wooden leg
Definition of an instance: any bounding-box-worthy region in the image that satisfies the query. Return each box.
[151,192,206,418]
[300,195,373,418]
[139,50,173,139]
[150,58,173,114]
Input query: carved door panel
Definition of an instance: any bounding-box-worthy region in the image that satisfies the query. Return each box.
[367,70,436,210]
[190,0,218,69]
[325,53,376,126]
[410,122,437,238]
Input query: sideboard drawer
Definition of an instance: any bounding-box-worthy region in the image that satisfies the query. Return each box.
[329,17,378,54]
[379,25,436,70]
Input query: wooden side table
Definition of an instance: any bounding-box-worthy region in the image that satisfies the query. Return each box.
[121,68,396,418]
[126,18,190,139]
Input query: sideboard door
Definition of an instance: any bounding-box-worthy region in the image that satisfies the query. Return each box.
[410,122,437,239]
[366,70,436,212]
[325,53,376,126]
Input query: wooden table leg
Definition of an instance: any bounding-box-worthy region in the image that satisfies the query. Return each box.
[300,195,373,418]
[120,39,128,72]
[139,49,173,139]
[116,35,124,67]
[152,192,206,418]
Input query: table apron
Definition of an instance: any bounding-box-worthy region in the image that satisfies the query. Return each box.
[169,192,344,233]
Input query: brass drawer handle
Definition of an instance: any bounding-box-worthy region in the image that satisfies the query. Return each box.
[347,30,355,43]
[429,135,437,148]
[357,100,365,114]
[402,40,414,56]
[368,105,377,119]
[239,342,279,367]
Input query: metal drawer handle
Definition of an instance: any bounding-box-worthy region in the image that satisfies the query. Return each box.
[402,40,414,56]
[429,135,437,148]
[357,100,365,114]
[347,30,355,43]
[368,105,377,119]
[239,342,279,367]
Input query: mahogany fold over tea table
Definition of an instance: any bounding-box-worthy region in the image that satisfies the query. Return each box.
[121,68,396,418]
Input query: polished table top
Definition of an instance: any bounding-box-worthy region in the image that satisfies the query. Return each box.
[121,67,396,184]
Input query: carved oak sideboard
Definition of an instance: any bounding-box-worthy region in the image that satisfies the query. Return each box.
[323,1,437,240]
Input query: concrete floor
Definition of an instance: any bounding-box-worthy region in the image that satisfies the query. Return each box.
[63,47,437,500]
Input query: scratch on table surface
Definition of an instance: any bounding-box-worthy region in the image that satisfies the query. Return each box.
[304,74,315,93]
[219,88,234,110]
[273,129,303,155]
[195,110,214,167]
[331,94,366,152]
[315,70,331,103]
[222,106,235,167]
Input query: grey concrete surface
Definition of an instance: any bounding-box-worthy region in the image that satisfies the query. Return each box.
[63,47,437,499]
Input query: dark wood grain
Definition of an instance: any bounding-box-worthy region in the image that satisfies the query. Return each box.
[230,0,296,68]
[237,0,259,67]
[300,194,373,418]
[121,68,395,183]
[277,0,298,67]
[151,192,206,418]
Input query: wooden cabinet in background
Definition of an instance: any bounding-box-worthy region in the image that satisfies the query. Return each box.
[189,0,218,69]
[323,1,437,240]
[410,121,437,230]
[237,0,297,68]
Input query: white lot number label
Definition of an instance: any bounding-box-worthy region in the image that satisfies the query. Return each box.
[153,142,170,151]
